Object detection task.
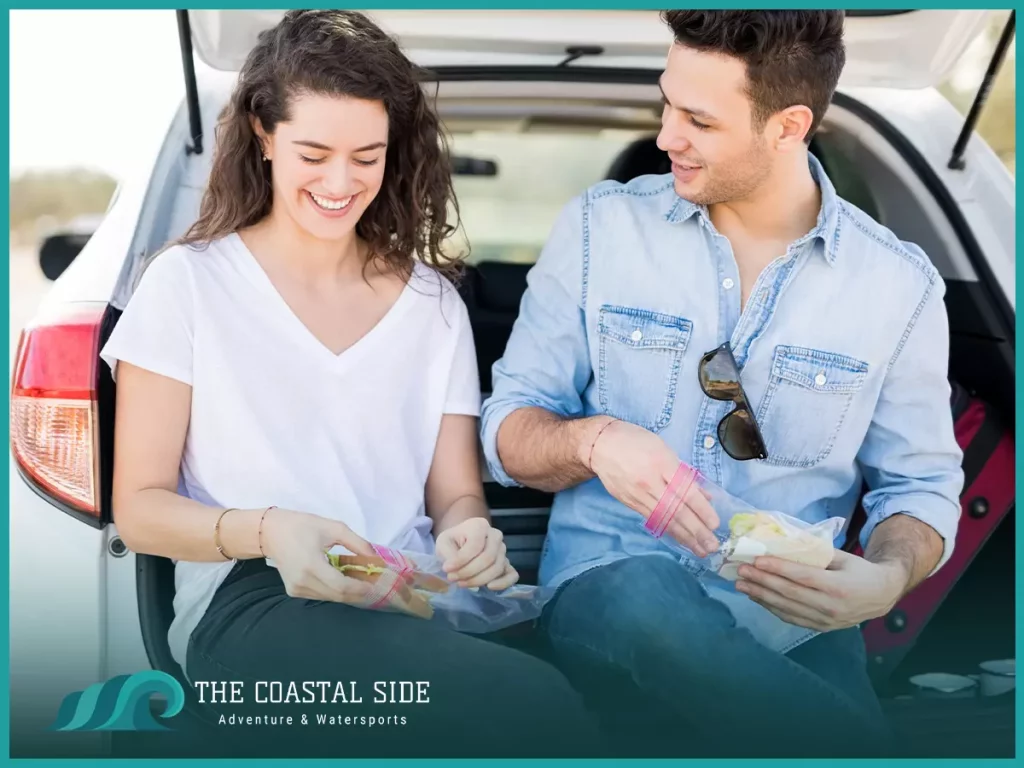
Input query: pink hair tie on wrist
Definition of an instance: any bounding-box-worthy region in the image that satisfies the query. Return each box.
[646,462,700,538]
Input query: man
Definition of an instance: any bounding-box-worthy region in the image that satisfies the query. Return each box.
[480,10,963,758]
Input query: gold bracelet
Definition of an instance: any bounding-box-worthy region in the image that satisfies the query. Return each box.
[258,506,277,558]
[214,508,238,560]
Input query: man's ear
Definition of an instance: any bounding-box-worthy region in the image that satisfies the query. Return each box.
[250,115,271,161]
[771,105,815,152]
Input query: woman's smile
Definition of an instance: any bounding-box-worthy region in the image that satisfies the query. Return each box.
[305,190,357,218]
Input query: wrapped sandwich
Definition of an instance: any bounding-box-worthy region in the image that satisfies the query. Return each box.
[642,461,847,582]
[327,552,449,620]
[325,546,554,632]
[712,511,838,581]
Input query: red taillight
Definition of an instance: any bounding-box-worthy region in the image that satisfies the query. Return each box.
[11,302,106,517]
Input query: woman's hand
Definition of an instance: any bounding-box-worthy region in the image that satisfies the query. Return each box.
[435,517,519,591]
[259,508,382,604]
[425,415,519,591]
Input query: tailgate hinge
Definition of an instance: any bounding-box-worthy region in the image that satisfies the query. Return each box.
[948,11,1014,170]
[558,45,604,67]
[175,9,203,156]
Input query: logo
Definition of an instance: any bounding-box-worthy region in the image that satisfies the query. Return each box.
[50,670,186,732]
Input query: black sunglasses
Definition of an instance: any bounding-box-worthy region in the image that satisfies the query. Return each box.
[698,343,768,462]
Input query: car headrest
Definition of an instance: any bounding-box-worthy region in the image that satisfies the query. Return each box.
[605,136,672,183]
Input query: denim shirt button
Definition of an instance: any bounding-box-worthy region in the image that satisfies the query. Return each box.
[722,278,735,290]
[815,372,827,386]
[703,435,716,450]
[631,329,643,342]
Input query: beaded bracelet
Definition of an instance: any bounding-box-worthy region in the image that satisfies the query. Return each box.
[587,418,619,472]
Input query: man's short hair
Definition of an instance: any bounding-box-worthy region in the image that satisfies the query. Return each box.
[662,10,846,142]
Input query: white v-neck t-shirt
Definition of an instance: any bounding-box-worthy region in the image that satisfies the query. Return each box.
[100,233,481,674]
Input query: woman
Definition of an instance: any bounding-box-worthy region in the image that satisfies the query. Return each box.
[101,10,595,758]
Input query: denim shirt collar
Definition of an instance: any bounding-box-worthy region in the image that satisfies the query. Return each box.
[663,153,841,266]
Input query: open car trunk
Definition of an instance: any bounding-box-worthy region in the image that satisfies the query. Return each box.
[109,10,1014,757]
[187,9,994,89]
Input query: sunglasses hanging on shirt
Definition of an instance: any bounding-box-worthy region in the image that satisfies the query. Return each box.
[698,342,769,462]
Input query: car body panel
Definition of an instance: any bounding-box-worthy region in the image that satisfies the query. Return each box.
[844,86,1015,310]
[9,460,107,753]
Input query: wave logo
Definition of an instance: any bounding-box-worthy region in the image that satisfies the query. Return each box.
[49,670,186,731]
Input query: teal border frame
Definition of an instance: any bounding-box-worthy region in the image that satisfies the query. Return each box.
[4,1,1019,764]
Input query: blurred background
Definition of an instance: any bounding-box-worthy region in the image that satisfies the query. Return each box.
[9,9,1017,349]
[10,11,187,359]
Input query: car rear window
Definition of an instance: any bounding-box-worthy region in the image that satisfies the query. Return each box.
[444,121,658,265]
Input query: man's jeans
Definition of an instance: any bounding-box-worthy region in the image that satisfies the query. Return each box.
[540,555,891,758]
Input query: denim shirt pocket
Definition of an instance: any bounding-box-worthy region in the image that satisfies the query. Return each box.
[756,345,869,468]
[597,305,693,432]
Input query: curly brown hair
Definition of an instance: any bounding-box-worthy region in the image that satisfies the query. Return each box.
[178,9,463,281]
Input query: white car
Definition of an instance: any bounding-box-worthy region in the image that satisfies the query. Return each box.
[10,9,1015,758]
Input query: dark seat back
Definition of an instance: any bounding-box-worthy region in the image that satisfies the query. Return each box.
[459,261,531,393]
[605,136,671,183]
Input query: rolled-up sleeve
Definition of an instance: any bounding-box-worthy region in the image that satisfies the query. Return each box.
[480,195,593,487]
[856,267,964,575]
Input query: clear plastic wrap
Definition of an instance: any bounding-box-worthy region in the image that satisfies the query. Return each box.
[643,462,845,580]
[326,544,553,633]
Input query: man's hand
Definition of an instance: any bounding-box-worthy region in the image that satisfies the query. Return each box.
[735,549,911,631]
[587,419,720,557]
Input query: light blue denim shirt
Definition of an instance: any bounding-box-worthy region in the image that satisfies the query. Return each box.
[480,156,964,654]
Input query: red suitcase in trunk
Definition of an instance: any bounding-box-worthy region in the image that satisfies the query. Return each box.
[845,381,1015,675]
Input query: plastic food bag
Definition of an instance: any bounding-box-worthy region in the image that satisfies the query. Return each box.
[326,545,553,633]
[642,462,845,580]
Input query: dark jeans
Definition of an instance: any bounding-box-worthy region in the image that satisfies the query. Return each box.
[186,559,600,758]
[540,555,892,758]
